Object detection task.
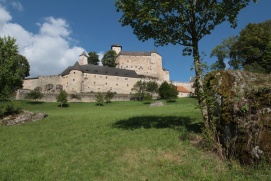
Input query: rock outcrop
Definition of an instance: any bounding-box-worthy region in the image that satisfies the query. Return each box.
[204,70,271,164]
[0,111,47,126]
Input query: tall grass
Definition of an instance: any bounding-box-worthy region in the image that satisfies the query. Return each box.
[0,98,270,180]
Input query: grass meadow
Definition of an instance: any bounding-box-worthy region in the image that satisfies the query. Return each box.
[0,98,270,180]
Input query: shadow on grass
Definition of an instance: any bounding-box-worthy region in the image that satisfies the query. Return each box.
[112,116,203,133]
[58,103,69,108]
[26,101,44,105]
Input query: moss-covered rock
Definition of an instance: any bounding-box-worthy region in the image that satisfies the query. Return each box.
[204,70,271,164]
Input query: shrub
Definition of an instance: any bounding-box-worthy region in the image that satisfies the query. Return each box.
[56,90,68,108]
[104,90,116,103]
[95,93,104,106]
[25,90,43,101]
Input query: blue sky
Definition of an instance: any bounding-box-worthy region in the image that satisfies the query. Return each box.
[0,0,270,82]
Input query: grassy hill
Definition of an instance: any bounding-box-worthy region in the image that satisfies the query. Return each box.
[0,98,269,180]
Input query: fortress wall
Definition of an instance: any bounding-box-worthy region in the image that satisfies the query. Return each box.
[82,73,138,94]
[66,70,82,93]
[116,54,161,79]
[37,75,62,91]
[16,91,132,102]
[23,78,39,90]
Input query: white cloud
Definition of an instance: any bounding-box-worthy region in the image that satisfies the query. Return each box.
[11,1,23,11]
[0,6,11,28]
[0,5,85,77]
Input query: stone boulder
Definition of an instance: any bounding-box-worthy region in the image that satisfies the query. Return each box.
[204,70,271,164]
[150,101,165,107]
[0,111,47,126]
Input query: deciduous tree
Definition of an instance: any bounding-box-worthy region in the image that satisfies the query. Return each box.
[158,81,178,101]
[25,90,44,102]
[229,20,271,73]
[56,90,68,108]
[88,51,100,65]
[210,36,237,70]
[102,50,117,67]
[0,36,30,101]
[115,0,257,119]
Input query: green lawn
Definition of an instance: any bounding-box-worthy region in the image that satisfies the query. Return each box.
[0,98,269,180]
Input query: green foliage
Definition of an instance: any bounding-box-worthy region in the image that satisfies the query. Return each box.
[101,50,117,67]
[210,36,238,70]
[132,81,158,101]
[131,81,147,101]
[56,90,68,108]
[115,0,257,123]
[229,20,271,73]
[0,103,21,118]
[104,90,116,103]
[146,81,158,94]
[0,36,30,101]
[95,93,104,106]
[87,51,100,65]
[25,90,44,102]
[158,81,178,102]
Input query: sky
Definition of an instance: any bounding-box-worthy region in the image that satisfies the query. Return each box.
[0,0,270,82]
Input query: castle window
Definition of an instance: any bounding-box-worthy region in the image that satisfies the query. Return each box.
[127,84,129,87]
[105,83,107,85]
[131,66,133,68]
[116,83,118,86]
[73,79,75,81]
[135,66,137,68]
[125,78,128,80]
[74,72,75,74]
[106,76,107,79]
[100,76,102,78]
[94,82,96,84]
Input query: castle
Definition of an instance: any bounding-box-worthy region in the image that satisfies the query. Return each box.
[21,45,192,98]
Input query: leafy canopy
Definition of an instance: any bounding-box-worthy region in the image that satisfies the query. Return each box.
[0,36,30,101]
[158,81,178,102]
[88,51,100,65]
[229,20,271,73]
[56,90,68,108]
[102,50,117,67]
[25,90,44,102]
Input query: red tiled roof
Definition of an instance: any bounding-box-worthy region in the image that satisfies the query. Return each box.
[177,86,190,93]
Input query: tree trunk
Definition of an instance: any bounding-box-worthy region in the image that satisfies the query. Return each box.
[192,39,208,122]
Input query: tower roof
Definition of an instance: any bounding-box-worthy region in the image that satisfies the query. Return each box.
[80,51,88,57]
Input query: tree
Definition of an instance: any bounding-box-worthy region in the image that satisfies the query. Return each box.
[0,36,30,101]
[104,90,116,103]
[146,81,159,94]
[25,90,44,102]
[88,51,100,65]
[95,93,104,106]
[131,80,158,101]
[210,36,237,70]
[229,20,271,73]
[158,81,178,101]
[102,50,117,67]
[56,90,68,108]
[131,80,147,101]
[115,0,257,119]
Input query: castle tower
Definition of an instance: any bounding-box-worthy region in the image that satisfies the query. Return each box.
[78,51,88,65]
[111,44,122,55]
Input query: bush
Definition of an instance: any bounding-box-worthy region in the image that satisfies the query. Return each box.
[104,90,116,103]
[95,93,104,106]
[25,90,43,101]
[56,90,68,108]
[158,81,178,101]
